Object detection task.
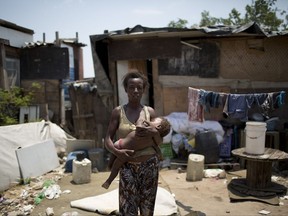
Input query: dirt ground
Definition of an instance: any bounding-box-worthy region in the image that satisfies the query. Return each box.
[2,165,288,216]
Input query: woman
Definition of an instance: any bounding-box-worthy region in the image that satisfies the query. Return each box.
[102,116,171,189]
[104,71,160,216]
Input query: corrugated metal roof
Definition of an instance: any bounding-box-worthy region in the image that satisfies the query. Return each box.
[61,39,87,47]
[95,22,286,41]
[23,39,86,48]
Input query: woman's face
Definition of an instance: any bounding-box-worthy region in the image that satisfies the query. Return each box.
[126,78,145,102]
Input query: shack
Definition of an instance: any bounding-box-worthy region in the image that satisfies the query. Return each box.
[89,22,288,163]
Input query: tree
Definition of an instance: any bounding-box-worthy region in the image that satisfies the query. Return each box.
[166,0,286,31]
[282,13,288,30]
[168,18,188,28]
[0,83,40,125]
[244,0,283,31]
[221,8,244,26]
[198,0,285,31]
[199,11,220,26]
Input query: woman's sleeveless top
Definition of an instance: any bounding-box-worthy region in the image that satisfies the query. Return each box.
[117,105,156,157]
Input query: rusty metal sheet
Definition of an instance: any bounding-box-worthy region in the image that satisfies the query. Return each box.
[108,37,181,61]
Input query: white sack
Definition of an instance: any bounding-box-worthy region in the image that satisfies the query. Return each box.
[0,120,74,192]
[165,112,225,144]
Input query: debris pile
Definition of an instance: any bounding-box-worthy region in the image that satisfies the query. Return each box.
[0,168,66,215]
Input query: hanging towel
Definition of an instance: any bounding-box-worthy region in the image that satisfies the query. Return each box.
[188,87,204,122]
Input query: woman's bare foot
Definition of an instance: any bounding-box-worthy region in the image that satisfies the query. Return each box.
[102,182,110,189]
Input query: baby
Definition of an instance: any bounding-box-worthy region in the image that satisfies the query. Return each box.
[102,117,171,189]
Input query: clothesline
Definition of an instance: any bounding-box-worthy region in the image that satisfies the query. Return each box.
[188,87,286,122]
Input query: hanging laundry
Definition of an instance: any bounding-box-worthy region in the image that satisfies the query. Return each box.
[260,91,286,118]
[223,93,269,121]
[274,91,286,108]
[188,87,286,122]
[198,89,226,112]
[188,87,204,122]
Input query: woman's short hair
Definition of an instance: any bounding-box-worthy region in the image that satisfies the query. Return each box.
[122,71,149,90]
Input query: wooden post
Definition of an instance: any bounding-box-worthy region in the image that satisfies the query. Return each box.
[246,160,272,189]
[0,43,8,90]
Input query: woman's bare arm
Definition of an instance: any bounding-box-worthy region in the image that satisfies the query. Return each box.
[105,106,134,162]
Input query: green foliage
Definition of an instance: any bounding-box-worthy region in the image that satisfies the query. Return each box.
[199,11,220,27]
[244,0,283,31]
[168,18,188,28]
[169,0,286,31]
[200,0,284,31]
[0,83,40,126]
[221,8,245,26]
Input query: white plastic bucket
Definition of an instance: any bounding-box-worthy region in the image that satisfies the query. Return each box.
[186,154,205,181]
[245,122,267,155]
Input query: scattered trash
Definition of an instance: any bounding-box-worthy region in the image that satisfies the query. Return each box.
[34,192,45,205]
[61,211,80,216]
[177,167,185,173]
[0,195,4,203]
[203,169,226,179]
[46,207,54,216]
[0,168,66,215]
[23,204,34,214]
[280,195,288,200]
[20,189,29,198]
[62,189,72,194]
[44,184,61,199]
[259,210,271,215]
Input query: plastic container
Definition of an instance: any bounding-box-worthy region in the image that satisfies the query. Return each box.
[88,148,104,171]
[195,130,219,164]
[245,122,267,155]
[186,154,205,181]
[65,150,88,172]
[72,158,91,184]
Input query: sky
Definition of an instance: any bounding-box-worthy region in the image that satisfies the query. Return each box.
[1,0,287,78]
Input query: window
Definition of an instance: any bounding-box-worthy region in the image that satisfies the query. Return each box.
[6,57,20,88]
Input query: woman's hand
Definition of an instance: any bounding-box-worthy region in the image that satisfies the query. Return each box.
[114,149,134,163]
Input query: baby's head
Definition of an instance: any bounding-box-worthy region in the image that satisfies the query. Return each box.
[151,117,171,137]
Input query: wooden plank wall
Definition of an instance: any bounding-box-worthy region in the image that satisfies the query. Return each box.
[69,85,111,147]
[69,86,97,141]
